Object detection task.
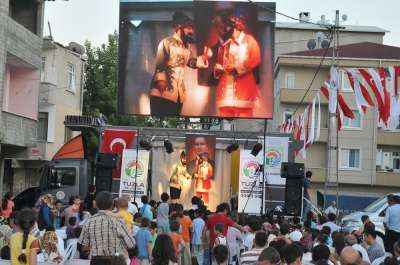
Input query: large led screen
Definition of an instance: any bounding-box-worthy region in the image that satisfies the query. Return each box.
[119,1,275,119]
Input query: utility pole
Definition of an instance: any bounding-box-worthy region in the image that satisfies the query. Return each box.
[324,10,343,214]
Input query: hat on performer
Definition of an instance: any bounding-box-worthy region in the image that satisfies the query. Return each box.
[172,11,194,27]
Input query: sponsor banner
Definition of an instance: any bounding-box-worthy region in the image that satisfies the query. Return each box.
[119,149,149,202]
[264,136,289,185]
[238,136,289,213]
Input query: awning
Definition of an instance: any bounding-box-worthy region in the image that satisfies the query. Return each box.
[52,134,84,160]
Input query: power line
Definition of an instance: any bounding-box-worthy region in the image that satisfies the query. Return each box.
[291,31,334,117]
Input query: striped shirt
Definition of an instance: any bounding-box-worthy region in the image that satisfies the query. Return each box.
[240,247,265,265]
[78,210,136,256]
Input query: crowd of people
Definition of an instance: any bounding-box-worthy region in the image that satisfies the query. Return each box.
[0,190,400,265]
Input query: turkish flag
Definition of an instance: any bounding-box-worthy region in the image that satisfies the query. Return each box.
[101,129,137,178]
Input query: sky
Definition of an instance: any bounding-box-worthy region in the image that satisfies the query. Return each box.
[43,0,399,48]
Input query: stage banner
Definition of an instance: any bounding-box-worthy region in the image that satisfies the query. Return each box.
[238,149,263,214]
[264,136,289,185]
[119,149,149,202]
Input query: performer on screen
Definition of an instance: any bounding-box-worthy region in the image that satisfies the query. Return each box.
[213,10,261,118]
[194,152,213,205]
[170,151,191,204]
[149,11,211,116]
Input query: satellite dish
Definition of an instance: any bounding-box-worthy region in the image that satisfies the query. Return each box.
[321,39,330,48]
[307,39,316,50]
[342,14,348,22]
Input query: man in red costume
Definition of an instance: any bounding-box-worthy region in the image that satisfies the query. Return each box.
[193,152,213,205]
[213,11,261,118]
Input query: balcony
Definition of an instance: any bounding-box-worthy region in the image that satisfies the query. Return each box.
[1,112,37,147]
[377,130,400,146]
[375,171,400,187]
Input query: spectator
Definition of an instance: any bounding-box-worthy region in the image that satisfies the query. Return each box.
[152,234,178,265]
[0,192,14,220]
[189,196,200,211]
[83,185,97,215]
[344,234,370,263]
[227,213,243,265]
[52,200,63,229]
[269,238,287,263]
[282,243,303,265]
[179,210,192,265]
[149,221,157,253]
[289,224,303,242]
[214,223,227,246]
[243,218,261,251]
[364,221,385,249]
[66,217,78,239]
[63,195,81,225]
[258,247,281,265]
[240,231,268,265]
[213,245,229,265]
[40,228,63,263]
[157,192,170,233]
[0,245,10,260]
[140,196,153,221]
[322,213,340,236]
[303,171,312,218]
[118,197,134,232]
[383,256,398,265]
[37,194,54,231]
[332,232,345,256]
[128,246,140,265]
[168,220,184,260]
[78,191,135,264]
[384,194,400,253]
[325,201,339,216]
[205,203,242,247]
[340,246,362,265]
[135,218,152,264]
[364,229,385,263]
[312,244,331,264]
[192,209,205,265]
[127,198,138,216]
[10,208,40,265]
[133,213,142,237]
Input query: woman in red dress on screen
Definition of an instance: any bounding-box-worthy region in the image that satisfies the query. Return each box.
[194,153,213,205]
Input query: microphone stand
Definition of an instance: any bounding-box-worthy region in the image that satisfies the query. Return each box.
[241,165,263,214]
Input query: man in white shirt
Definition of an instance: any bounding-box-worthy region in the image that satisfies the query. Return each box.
[322,213,340,236]
[325,201,339,216]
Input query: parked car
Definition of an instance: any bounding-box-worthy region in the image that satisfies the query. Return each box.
[341,193,400,234]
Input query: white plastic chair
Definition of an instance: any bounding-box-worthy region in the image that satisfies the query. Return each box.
[64,239,78,261]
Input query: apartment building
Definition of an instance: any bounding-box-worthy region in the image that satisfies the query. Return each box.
[273,42,400,198]
[0,0,44,194]
[37,38,85,162]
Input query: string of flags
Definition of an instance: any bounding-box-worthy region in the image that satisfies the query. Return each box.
[280,65,400,158]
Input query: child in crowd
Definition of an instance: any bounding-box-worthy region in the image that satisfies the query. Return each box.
[179,209,192,265]
[118,197,134,232]
[66,216,77,240]
[135,218,152,264]
[132,213,142,237]
[149,221,158,253]
[214,223,227,246]
[53,200,63,229]
[10,208,40,265]
[191,209,205,265]
[243,218,260,251]
[156,192,170,233]
[169,219,185,262]
[139,196,153,221]
[213,245,229,265]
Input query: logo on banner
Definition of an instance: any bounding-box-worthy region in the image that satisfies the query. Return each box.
[125,160,144,179]
[243,161,261,179]
[265,149,282,167]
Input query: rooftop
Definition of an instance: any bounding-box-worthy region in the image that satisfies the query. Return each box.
[276,22,387,34]
[282,42,400,60]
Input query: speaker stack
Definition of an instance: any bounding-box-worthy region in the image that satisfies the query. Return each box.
[95,153,118,192]
[281,162,305,216]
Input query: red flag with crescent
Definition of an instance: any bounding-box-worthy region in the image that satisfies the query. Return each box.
[101,129,137,179]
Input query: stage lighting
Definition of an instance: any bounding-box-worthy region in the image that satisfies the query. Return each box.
[251,143,263,157]
[226,143,239,154]
[139,139,152,151]
[164,139,174,154]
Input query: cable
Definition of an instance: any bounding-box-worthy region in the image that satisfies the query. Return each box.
[247,0,331,29]
[291,31,334,117]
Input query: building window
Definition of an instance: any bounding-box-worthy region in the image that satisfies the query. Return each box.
[340,148,361,170]
[393,152,400,172]
[285,72,295,89]
[341,71,352,92]
[37,112,48,141]
[41,57,46,82]
[282,111,293,124]
[343,110,361,129]
[67,63,76,92]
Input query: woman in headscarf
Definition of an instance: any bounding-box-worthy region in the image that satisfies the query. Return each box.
[37,194,54,231]
[40,228,63,263]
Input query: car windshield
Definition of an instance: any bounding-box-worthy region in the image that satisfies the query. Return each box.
[363,196,387,213]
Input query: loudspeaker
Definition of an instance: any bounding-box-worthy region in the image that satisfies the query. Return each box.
[96,153,118,168]
[284,178,303,216]
[95,167,113,192]
[281,162,304,179]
